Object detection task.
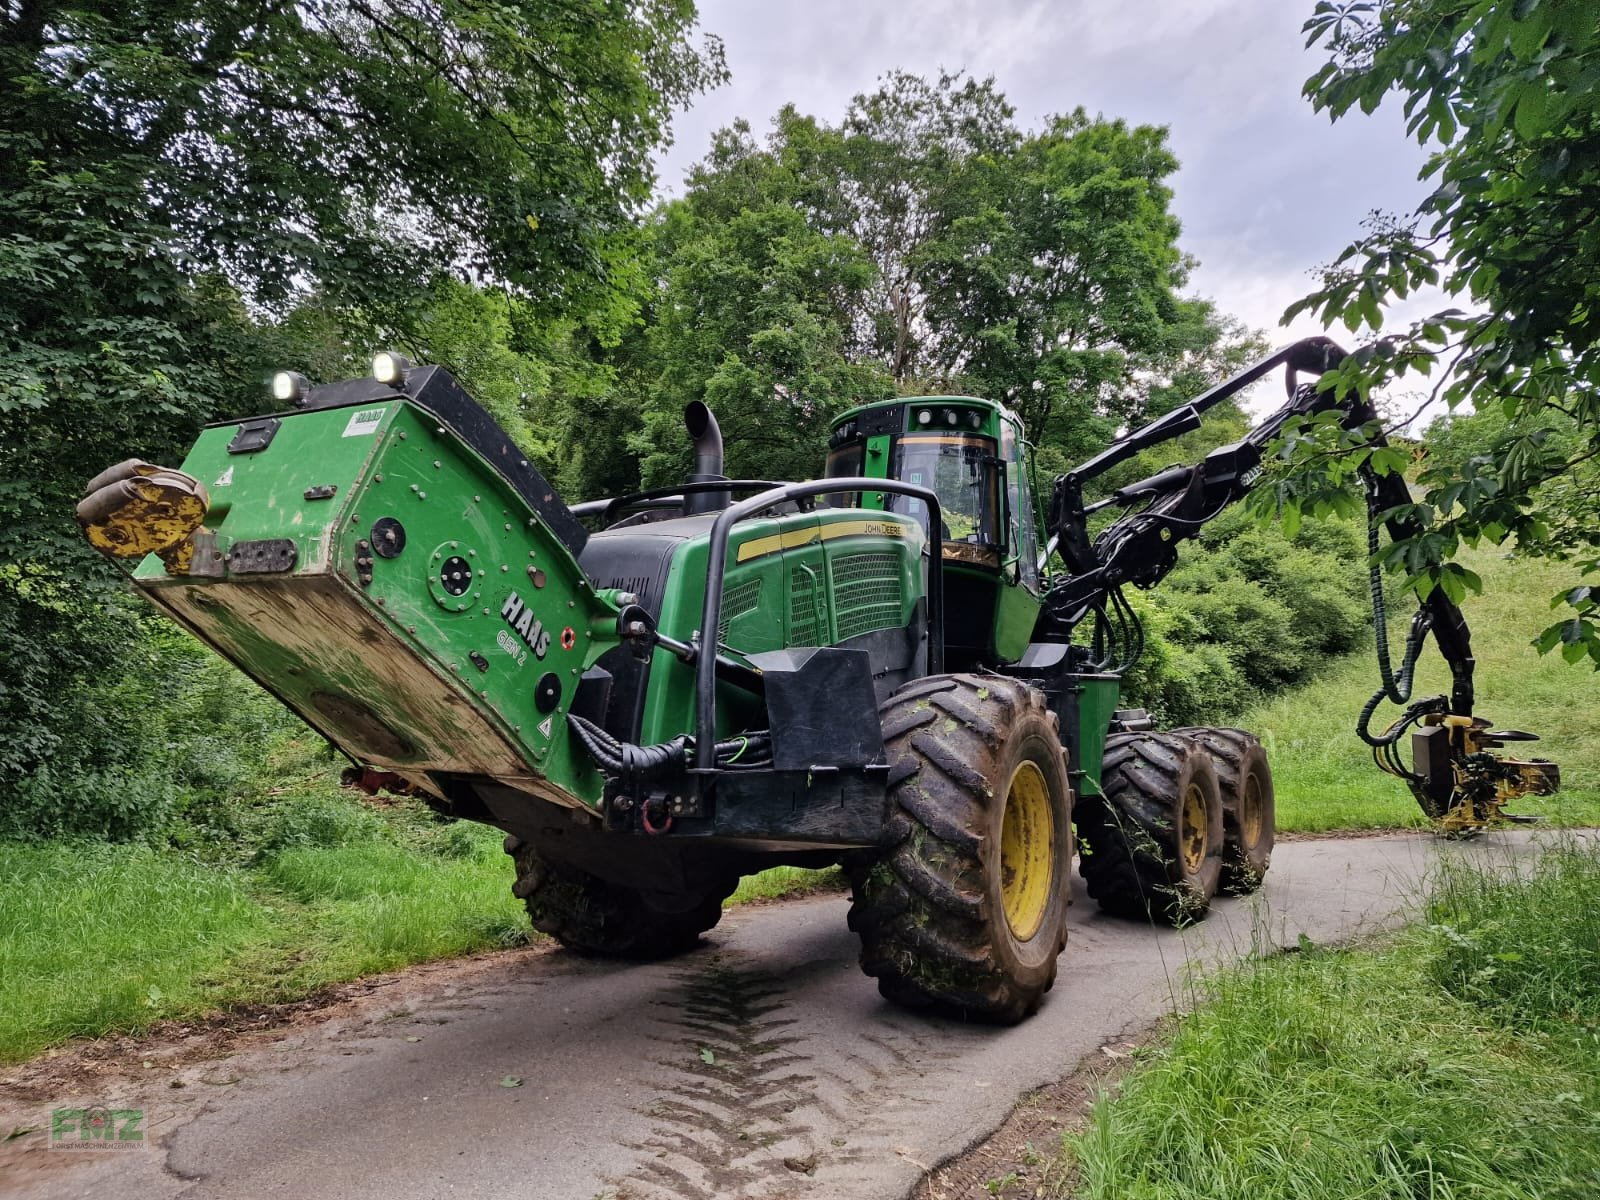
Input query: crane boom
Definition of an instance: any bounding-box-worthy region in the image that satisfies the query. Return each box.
[1041,337,1558,830]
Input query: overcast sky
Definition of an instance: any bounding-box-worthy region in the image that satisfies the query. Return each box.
[655,0,1435,383]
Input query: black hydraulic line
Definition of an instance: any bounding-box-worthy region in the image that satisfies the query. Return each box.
[1040,335,1483,718]
[694,477,945,774]
[567,712,774,784]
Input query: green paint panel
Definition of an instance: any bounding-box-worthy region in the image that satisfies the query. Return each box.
[133,400,620,811]
[1074,675,1122,798]
[638,509,928,746]
[992,578,1040,661]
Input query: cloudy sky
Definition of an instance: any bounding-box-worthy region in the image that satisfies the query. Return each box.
[656,0,1435,371]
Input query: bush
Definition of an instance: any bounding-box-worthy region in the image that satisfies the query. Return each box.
[1122,510,1370,724]
[0,599,326,844]
[0,764,176,844]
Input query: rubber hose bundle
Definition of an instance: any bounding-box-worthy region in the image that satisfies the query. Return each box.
[567,714,774,793]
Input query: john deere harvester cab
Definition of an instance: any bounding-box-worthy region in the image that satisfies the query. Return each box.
[78,338,1559,1025]
[824,397,1042,668]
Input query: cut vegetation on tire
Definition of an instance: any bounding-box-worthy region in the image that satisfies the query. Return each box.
[1172,727,1275,894]
[507,838,733,959]
[846,675,1073,1023]
[1076,732,1224,925]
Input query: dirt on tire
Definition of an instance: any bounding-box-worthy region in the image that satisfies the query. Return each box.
[508,839,733,959]
[846,674,1072,1023]
[1075,731,1223,924]
[1170,725,1275,894]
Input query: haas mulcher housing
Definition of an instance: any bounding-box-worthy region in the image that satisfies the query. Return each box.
[79,340,1558,1022]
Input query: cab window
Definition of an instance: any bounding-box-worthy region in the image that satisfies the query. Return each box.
[823,439,865,507]
[1001,419,1040,591]
[888,434,999,546]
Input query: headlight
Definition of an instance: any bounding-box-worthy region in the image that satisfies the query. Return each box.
[372,351,413,386]
[271,370,310,405]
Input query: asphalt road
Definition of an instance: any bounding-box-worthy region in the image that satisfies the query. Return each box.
[1,832,1556,1200]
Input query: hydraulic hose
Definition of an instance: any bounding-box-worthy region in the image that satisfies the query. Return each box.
[567,714,773,795]
[1356,485,1440,751]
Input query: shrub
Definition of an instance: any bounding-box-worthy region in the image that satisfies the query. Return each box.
[1122,510,1370,723]
[0,764,176,843]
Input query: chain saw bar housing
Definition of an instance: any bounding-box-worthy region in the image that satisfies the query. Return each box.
[1042,336,1559,830]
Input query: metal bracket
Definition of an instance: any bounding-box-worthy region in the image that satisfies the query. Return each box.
[229,538,297,574]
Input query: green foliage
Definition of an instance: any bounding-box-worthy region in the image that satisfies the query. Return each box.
[1278,0,1600,661]
[1114,509,1369,727]
[637,179,891,487]
[624,71,1260,489]
[0,0,722,798]
[0,600,317,842]
[1067,871,1600,1200]
[1118,595,1246,730]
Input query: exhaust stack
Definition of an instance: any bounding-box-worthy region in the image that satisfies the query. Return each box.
[683,401,727,514]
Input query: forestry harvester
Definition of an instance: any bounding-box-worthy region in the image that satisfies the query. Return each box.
[77,338,1559,1021]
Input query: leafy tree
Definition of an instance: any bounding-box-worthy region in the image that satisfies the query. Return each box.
[629,72,1258,491]
[1272,0,1600,663]
[0,0,722,792]
[633,149,892,489]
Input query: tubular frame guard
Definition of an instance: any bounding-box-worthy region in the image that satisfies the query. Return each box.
[692,477,945,775]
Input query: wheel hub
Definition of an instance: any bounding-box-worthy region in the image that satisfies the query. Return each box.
[1000,760,1054,941]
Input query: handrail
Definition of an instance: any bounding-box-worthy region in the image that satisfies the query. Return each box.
[570,480,786,526]
[693,478,944,773]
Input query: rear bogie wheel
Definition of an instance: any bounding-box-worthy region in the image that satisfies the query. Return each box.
[846,674,1072,1024]
[1076,732,1223,924]
[505,839,733,959]
[1170,727,1274,894]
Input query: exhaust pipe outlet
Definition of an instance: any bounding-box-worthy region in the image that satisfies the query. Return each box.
[683,400,727,514]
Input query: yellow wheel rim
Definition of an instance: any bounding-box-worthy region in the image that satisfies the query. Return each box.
[1179,782,1208,875]
[1000,760,1055,941]
[1239,772,1263,847]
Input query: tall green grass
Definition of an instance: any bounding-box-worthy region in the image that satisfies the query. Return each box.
[1065,840,1600,1200]
[1241,548,1600,830]
[0,808,845,1063]
[0,844,268,1056]
[1425,843,1600,1024]
[0,819,531,1064]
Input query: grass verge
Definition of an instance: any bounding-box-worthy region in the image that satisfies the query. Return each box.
[727,865,846,904]
[0,822,530,1064]
[1240,547,1600,831]
[0,809,843,1064]
[1062,838,1600,1199]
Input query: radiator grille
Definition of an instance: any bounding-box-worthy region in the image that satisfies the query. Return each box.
[718,577,763,641]
[831,551,904,642]
[788,566,820,645]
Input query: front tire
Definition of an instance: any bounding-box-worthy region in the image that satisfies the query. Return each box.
[846,675,1072,1023]
[506,839,733,959]
[1076,732,1223,924]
